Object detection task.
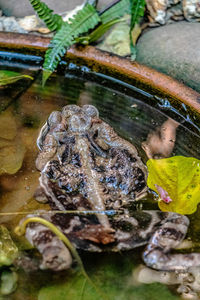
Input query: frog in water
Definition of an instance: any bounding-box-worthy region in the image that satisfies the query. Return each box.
[24,105,199,271]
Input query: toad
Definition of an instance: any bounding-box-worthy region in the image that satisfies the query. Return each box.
[25,105,200,272]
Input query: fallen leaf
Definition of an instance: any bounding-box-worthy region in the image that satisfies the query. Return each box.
[0,225,18,267]
[147,156,200,214]
[131,23,142,46]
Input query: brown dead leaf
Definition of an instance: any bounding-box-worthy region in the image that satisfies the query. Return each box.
[131,23,142,46]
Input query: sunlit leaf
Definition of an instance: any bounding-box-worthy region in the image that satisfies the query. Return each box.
[0,70,33,86]
[147,156,200,214]
[0,225,18,267]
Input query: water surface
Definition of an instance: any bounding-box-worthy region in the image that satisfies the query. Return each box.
[0,62,199,300]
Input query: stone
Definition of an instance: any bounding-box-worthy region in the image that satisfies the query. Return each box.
[0,0,83,17]
[0,0,109,18]
[136,22,200,93]
[0,17,27,33]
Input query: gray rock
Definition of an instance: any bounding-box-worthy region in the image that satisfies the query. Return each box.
[0,0,83,17]
[0,17,27,33]
[136,22,200,93]
[0,0,108,18]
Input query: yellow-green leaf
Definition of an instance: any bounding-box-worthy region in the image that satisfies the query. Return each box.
[0,70,33,86]
[147,156,200,215]
[0,225,18,267]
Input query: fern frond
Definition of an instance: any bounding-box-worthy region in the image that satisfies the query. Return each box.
[67,4,101,34]
[42,4,101,84]
[100,0,131,24]
[43,23,74,73]
[130,0,146,29]
[29,0,64,31]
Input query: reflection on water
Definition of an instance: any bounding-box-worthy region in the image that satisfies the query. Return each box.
[0,66,199,300]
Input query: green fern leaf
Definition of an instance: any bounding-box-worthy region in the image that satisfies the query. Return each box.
[43,4,101,84]
[67,4,101,35]
[29,0,64,31]
[130,0,146,29]
[100,0,131,24]
[43,24,74,76]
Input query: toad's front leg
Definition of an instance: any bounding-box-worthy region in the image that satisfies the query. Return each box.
[143,213,200,271]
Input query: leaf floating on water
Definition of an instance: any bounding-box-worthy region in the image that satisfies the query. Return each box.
[38,257,179,300]
[0,225,18,267]
[147,156,200,214]
[38,274,100,300]
[0,138,26,175]
[0,271,18,295]
[0,70,33,86]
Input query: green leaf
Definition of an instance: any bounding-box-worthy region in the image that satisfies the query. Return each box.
[0,225,18,267]
[29,0,64,31]
[147,156,200,214]
[42,70,53,87]
[100,0,131,24]
[43,4,101,84]
[38,274,99,300]
[130,0,146,29]
[38,254,179,300]
[0,71,33,86]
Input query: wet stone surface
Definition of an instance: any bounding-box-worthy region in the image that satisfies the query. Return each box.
[136,22,200,93]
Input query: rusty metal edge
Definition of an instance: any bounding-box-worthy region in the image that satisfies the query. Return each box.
[0,32,199,114]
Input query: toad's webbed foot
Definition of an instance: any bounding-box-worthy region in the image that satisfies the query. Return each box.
[143,213,200,271]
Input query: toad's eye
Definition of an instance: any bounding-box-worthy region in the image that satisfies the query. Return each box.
[82,105,99,118]
[62,105,81,118]
[47,111,62,127]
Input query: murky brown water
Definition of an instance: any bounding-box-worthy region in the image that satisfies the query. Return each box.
[0,58,199,300]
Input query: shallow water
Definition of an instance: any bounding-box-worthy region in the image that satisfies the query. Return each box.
[0,61,200,300]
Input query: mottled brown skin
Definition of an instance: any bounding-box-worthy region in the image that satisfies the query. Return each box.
[25,105,200,272]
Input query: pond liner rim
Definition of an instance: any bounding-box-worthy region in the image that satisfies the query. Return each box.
[0,32,199,114]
